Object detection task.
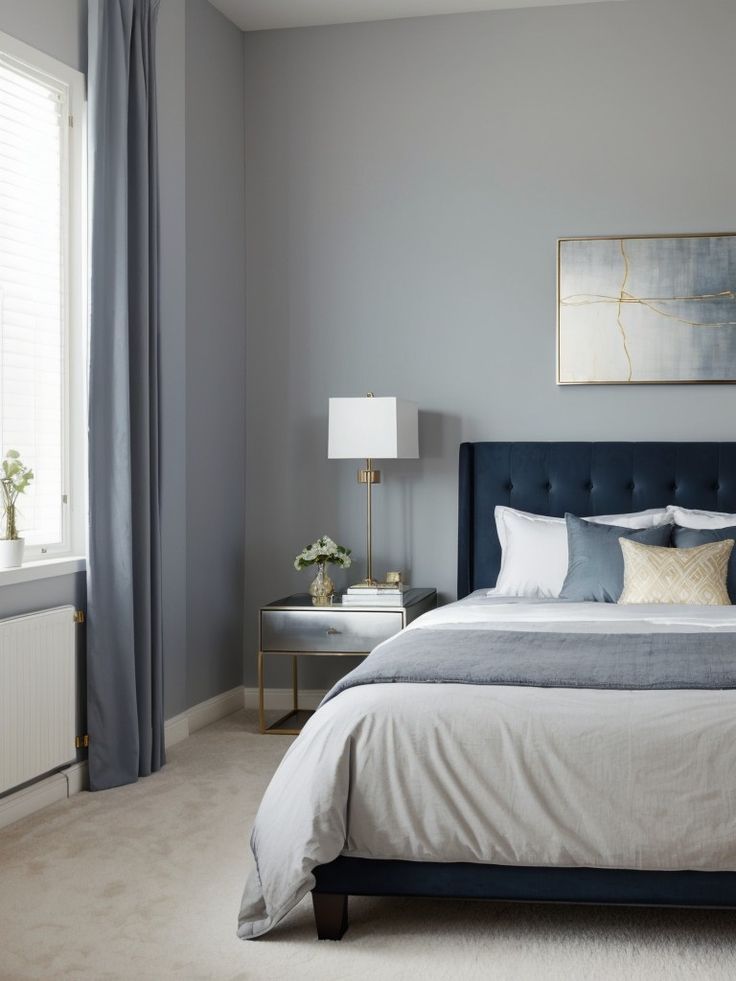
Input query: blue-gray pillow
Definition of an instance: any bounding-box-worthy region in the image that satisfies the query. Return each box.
[560,513,672,603]
[673,525,736,602]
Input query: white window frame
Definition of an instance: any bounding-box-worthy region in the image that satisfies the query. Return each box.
[0,31,87,567]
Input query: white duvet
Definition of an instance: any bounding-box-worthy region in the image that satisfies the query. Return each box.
[238,594,736,938]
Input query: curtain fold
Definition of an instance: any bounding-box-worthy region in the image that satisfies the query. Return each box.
[86,0,164,791]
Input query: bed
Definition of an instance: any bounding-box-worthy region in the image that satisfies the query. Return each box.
[238,441,736,941]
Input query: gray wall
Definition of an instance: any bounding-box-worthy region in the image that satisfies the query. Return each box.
[159,0,247,715]
[0,0,84,67]
[0,0,247,719]
[185,0,247,708]
[243,0,736,687]
[158,0,188,717]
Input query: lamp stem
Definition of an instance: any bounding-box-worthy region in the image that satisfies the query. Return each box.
[357,456,380,584]
[366,456,373,584]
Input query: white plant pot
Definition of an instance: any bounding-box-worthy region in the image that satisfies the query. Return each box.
[0,538,24,569]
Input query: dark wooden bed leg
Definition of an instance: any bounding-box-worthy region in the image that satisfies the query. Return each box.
[312,892,349,940]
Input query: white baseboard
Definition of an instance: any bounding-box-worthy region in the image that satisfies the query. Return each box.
[64,761,88,796]
[164,713,190,747]
[0,760,88,832]
[188,686,245,733]
[0,773,67,830]
[165,685,246,747]
[243,687,324,711]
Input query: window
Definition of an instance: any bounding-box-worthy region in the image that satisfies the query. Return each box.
[0,32,85,560]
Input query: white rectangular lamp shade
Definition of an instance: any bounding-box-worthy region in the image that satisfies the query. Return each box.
[328,397,419,459]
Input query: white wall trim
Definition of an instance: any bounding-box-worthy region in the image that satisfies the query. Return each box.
[0,760,88,832]
[164,712,190,747]
[63,761,88,796]
[244,687,324,711]
[188,686,245,733]
[0,773,67,830]
[165,685,246,747]
[0,555,86,588]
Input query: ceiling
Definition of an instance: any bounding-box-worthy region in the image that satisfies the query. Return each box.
[209,0,630,32]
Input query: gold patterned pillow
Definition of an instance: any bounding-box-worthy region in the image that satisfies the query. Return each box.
[618,538,733,605]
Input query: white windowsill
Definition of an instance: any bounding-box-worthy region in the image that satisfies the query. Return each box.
[0,556,86,588]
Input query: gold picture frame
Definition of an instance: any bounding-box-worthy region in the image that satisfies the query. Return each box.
[556,232,736,385]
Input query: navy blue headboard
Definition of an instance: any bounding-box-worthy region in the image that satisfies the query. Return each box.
[457,442,736,598]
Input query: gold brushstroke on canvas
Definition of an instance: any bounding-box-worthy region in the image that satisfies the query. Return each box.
[561,289,736,328]
[615,239,633,382]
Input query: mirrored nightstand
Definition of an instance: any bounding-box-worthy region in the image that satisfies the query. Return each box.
[258,588,437,734]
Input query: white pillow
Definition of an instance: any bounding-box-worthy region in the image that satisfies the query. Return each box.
[666,505,736,530]
[491,506,669,599]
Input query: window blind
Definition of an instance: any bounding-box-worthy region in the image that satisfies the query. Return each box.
[0,55,67,549]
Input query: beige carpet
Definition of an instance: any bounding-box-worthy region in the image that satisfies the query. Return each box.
[1,711,736,981]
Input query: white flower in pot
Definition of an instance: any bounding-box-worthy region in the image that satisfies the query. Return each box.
[0,450,34,569]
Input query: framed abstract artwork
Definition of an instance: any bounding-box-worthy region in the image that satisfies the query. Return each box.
[557,233,736,384]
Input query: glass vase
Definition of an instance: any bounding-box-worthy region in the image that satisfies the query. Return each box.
[309,562,334,606]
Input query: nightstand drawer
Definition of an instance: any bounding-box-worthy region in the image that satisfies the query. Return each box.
[261,609,403,653]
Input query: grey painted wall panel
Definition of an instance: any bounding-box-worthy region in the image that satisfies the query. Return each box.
[158,0,188,718]
[186,0,246,706]
[243,0,736,687]
[0,574,85,621]
[0,0,84,69]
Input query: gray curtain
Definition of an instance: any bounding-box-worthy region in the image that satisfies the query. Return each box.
[86,0,164,790]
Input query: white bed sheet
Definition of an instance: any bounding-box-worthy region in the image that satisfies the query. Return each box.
[438,590,736,631]
[238,596,736,938]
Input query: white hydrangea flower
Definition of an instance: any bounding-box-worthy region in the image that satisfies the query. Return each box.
[294,534,352,572]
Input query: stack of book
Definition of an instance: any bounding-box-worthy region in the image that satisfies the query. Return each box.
[341,582,408,606]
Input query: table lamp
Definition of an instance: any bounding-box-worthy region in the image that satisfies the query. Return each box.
[328,393,419,585]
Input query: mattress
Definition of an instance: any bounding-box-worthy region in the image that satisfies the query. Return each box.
[238,594,736,938]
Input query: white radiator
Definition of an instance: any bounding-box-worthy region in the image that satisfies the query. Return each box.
[0,606,78,795]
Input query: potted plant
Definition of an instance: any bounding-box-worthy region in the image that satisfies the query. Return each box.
[294,535,352,605]
[0,450,34,569]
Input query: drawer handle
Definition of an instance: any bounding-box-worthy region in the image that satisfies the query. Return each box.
[326,627,341,636]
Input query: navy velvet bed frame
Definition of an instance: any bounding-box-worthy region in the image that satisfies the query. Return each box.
[311,442,736,939]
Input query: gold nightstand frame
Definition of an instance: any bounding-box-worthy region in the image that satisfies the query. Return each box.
[257,648,367,735]
[258,590,437,735]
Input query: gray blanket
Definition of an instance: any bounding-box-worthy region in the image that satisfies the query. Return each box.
[322,628,736,704]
